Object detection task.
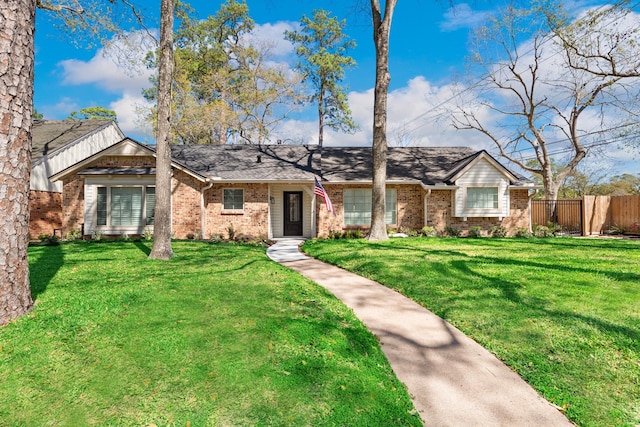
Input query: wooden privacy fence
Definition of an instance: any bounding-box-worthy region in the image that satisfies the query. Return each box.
[531,199,583,234]
[532,195,640,236]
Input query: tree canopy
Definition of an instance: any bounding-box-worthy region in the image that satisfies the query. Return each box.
[285,9,358,147]
[143,0,303,144]
[68,106,117,121]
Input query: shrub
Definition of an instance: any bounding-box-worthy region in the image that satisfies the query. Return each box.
[533,225,553,237]
[92,230,104,241]
[468,226,483,238]
[444,226,461,237]
[142,227,153,241]
[345,229,362,239]
[38,234,59,245]
[328,230,343,239]
[209,233,224,242]
[606,225,627,235]
[66,228,82,241]
[419,226,437,237]
[514,227,532,238]
[186,233,195,240]
[227,225,236,241]
[490,225,508,238]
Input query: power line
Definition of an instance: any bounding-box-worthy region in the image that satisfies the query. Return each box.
[395,2,640,142]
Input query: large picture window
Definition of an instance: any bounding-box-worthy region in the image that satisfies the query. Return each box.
[466,187,499,210]
[343,188,397,226]
[223,189,244,211]
[96,186,155,227]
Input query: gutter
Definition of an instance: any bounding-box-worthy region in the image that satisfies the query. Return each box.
[528,188,540,233]
[200,179,214,240]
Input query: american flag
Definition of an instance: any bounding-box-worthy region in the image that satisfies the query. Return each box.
[314,177,335,215]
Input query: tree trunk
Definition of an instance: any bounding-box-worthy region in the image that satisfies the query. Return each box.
[0,0,36,326]
[318,90,324,147]
[368,0,397,241]
[149,0,174,260]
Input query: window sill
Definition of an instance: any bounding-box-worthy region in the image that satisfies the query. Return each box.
[221,210,244,215]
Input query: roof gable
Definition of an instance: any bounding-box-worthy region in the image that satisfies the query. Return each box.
[50,138,205,183]
[443,150,520,184]
[31,119,122,165]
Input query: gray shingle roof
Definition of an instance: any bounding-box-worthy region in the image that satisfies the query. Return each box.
[31,119,115,164]
[170,144,321,181]
[169,144,531,185]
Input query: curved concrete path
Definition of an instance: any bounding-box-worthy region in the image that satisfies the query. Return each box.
[267,239,573,426]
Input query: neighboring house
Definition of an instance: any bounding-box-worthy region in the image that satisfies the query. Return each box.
[50,139,536,239]
[30,120,124,238]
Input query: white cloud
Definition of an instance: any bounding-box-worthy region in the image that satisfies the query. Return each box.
[249,21,298,58]
[322,76,497,150]
[59,31,155,93]
[440,4,491,32]
[43,97,79,119]
[109,92,153,139]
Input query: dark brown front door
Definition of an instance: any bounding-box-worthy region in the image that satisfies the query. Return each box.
[283,191,303,236]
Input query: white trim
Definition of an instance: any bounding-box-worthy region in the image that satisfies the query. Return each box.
[85,181,156,235]
[448,151,519,183]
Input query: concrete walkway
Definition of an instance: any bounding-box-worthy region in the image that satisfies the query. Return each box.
[267,239,573,426]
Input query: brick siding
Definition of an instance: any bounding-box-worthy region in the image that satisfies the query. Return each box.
[29,190,62,238]
[60,157,531,239]
[317,185,531,237]
[203,183,269,239]
[316,184,425,237]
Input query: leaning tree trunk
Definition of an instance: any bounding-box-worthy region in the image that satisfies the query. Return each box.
[149,0,174,260]
[0,0,36,325]
[368,0,397,241]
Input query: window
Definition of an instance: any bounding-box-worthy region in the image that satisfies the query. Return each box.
[223,189,244,211]
[343,188,397,226]
[95,186,155,227]
[466,187,499,210]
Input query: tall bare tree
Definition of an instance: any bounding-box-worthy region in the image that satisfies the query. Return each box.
[0,0,36,326]
[453,2,640,202]
[148,0,174,260]
[368,0,397,241]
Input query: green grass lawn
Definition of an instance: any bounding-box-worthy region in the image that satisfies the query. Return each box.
[302,237,640,427]
[0,241,421,426]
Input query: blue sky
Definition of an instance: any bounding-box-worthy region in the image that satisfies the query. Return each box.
[33,0,640,177]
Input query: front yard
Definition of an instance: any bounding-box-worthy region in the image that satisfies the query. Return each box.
[0,241,421,426]
[302,237,640,427]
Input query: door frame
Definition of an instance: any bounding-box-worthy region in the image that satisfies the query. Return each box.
[283,191,303,236]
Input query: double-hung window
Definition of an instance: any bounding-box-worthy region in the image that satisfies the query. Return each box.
[96,186,155,227]
[223,189,244,212]
[466,187,499,210]
[343,188,397,226]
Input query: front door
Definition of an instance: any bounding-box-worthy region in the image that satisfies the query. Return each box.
[283,191,303,236]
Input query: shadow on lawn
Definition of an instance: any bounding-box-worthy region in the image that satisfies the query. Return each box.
[134,240,151,256]
[29,243,64,301]
[316,240,640,346]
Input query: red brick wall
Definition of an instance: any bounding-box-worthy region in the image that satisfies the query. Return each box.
[62,175,85,234]
[317,186,531,237]
[428,189,531,236]
[316,184,425,237]
[170,169,204,239]
[29,190,62,238]
[203,183,269,239]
